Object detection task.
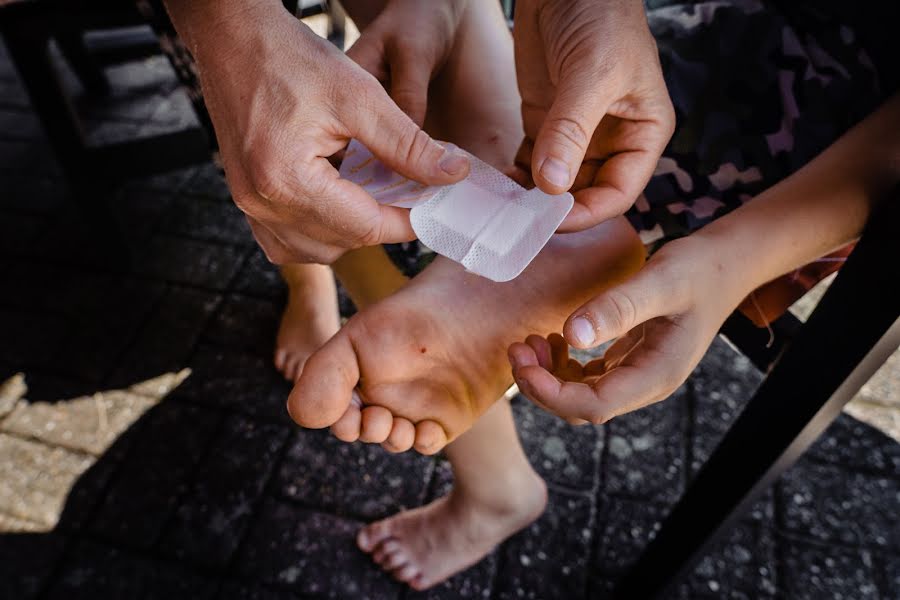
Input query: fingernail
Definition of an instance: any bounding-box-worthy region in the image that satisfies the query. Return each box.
[570,316,596,347]
[539,156,570,188]
[438,145,469,176]
[357,530,369,549]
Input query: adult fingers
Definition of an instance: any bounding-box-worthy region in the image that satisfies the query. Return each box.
[346,75,469,186]
[530,66,617,195]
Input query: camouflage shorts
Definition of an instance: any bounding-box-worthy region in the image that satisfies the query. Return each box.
[632,0,884,251]
[387,0,886,278]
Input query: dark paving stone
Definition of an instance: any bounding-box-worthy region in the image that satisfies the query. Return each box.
[201,294,280,356]
[159,193,251,245]
[182,162,232,203]
[495,489,594,600]
[46,540,217,600]
[881,552,900,600]
[674,523,776,600]
[807,412,900,476]
[0,74,30,110]
[106,286,221,388]
[57,409,149,532]
[605,387,687,505]
[0,211,47,253]
[117,165,198,195]
[275,429,434,520]
[50,278,166,383]
[169,344,293,421]
[780,540,879,600]
[689,338,763,476]
[231,247,287,299]
[512,395,603,492]
[0,307,69,369]
[90,402,221,548]
[0,174,66,215]
[0,107,42,141]
[592,496,668,578]
[0,530,68,600]
[7,370,99,403]
[135,235,247,290]
[108,185,177,245]
[0,138,61,176]
[158,415,290,568]
[237,498,401,599]
[778,457,900,551]
[216,581,306,600]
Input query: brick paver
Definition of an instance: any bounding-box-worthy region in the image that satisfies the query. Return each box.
[0,34,897,600]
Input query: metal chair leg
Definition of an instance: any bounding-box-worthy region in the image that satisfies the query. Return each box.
[613,197,900,600]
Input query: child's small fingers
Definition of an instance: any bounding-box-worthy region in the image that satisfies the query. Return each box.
[508,342,539,371]
[584,358,606,377]
[548,333,569,370]
[525,334,553,370]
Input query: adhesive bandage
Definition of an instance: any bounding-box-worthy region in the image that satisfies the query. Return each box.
[339,139,574,282]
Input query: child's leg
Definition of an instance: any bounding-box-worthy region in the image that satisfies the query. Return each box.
[331,245,409,309]
[307,0,633,590]
[275,263,341,381]
[358,397,547,590]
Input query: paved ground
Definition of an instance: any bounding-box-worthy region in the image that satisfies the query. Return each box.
[1,31,898,600]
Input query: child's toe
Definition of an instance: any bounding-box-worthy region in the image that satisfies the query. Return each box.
[359,406,393,443]
[330,403,362,442]
[382,418,415,453]
[413,420,448,455]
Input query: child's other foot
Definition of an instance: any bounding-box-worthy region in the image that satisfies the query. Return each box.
[274,264,341,381]
[287,217,645,453]
[357,467,547,590]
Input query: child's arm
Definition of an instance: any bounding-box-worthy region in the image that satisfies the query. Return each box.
[508,94,900,425]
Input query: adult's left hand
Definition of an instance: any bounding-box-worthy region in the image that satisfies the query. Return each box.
[513,0,675,231]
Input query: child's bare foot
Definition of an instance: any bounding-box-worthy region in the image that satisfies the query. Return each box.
[287,217,645,454]
[358,465,546,589]
[274,264,341,381]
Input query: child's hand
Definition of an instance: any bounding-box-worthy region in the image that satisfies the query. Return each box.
[346,0,468,126]
[508,237,746,424]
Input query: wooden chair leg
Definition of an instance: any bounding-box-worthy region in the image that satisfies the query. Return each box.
[613,198,900,600]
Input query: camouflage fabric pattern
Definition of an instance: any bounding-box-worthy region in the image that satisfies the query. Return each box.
[631,0,883,251]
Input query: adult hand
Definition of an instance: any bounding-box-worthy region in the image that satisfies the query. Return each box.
[174,0,470,264]
[346,0,468,126]
[507,237,744,424]
[513,0,675,231]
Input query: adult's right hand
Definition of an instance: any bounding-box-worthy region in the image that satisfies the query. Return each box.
[172,0,470,264]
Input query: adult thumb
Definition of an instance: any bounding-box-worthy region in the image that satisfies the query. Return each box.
[563,265,670,349]
[348,83,469,185]
[532,70,614,195]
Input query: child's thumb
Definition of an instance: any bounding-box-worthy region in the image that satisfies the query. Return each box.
[563,268,669,349]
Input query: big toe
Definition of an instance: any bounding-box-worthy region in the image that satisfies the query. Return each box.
[381,417,415,453]
[288,334,358,428]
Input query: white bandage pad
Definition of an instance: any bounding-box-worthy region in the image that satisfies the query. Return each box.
[339,140,573,282]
